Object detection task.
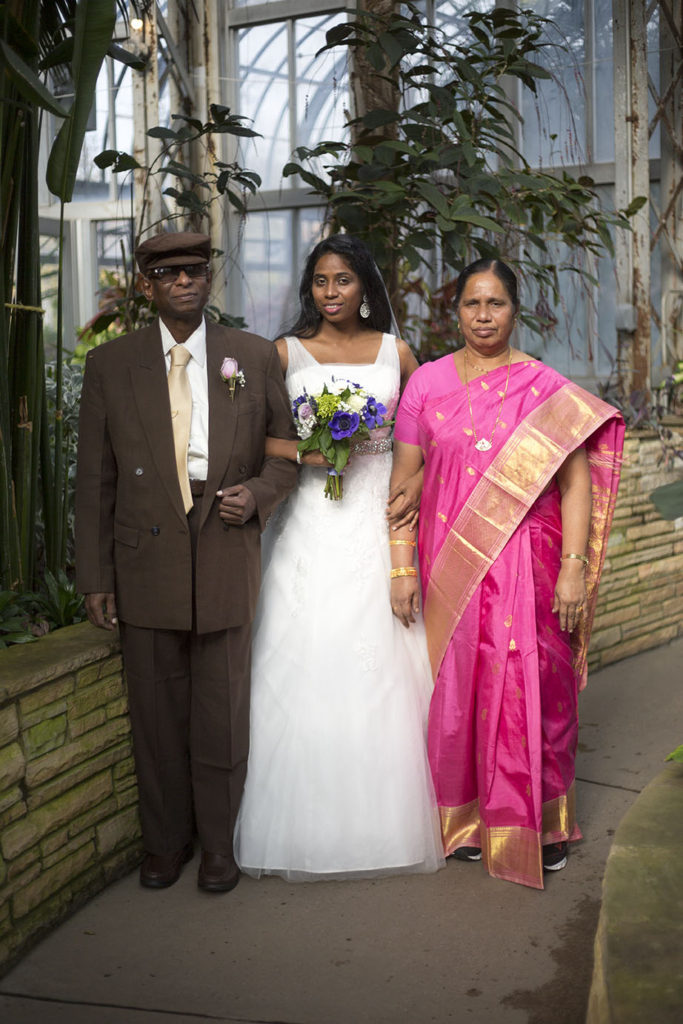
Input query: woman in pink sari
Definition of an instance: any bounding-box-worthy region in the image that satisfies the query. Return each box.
[389,259,624,889]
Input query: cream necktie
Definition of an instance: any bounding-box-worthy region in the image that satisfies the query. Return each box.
[168,344,193,513]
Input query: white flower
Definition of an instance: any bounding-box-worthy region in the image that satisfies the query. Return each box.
[346,393,366,413]
[297,410,318,439]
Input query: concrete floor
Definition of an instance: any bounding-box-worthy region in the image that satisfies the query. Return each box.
[1,638,681,1024]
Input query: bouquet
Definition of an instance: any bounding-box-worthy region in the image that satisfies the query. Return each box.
[292,377,388,500]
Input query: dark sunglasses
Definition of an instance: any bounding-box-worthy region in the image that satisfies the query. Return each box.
[146,263,210,282]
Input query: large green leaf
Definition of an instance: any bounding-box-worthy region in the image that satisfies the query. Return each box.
[650,480,683,521]
[0,39,69,118]
[46,0,117,201]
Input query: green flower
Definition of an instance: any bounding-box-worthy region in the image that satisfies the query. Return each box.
[317,393,341,420]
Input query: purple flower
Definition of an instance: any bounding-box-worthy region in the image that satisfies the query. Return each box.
[329,410,360,440]
[220,357,239,381]
[292,393,317,417]
[298,401,314,420]
[362,397,388,429]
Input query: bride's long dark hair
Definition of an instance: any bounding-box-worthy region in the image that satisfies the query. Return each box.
[281,234,393,339]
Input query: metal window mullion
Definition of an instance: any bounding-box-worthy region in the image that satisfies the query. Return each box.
[287,17,297,193]
[223,5,243,317]
[585,0,595,162]
[107,57,118,202]
[287,18,298,284]
[228,1,345,28]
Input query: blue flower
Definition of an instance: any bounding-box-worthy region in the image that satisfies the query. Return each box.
[329,410,360,440]
[362,397,388,429]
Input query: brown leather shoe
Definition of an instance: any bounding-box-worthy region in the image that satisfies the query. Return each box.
[140,842,194,888]
[197,851,240,893]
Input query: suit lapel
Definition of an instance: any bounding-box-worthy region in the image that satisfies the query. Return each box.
[130,322,186,518]
[204,323,239,522]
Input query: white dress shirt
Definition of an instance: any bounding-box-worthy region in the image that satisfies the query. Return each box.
[160,317,209,481]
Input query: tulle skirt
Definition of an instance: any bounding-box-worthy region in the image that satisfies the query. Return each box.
[234,453,445,881]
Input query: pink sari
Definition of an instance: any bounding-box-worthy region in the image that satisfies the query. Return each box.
[395,356,624,888]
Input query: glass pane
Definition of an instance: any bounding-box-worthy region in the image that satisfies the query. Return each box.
[240,207,328,338]
[593,0,614,162]
[295,14,349,152]
[435,0,493,35]
[520,0,587,167]
[237,22,291,190]
[241,209,294,338]
[96,219,134,275]
[40,232,61,356]
[518,187,618,387]
[72,59,134,201]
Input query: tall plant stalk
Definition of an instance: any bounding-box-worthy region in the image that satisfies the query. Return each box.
[1,0,128,590]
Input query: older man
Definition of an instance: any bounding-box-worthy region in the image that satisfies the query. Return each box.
[76,231,297,891]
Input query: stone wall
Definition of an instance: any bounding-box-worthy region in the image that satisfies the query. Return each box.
[589,430,683,670]
[0,622,141,977]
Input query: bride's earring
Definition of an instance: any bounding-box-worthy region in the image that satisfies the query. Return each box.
[359,294,370,319]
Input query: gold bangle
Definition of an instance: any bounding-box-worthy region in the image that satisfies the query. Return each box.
[390,567,417,579]
[561,553,589,566]
[389,539,416,547]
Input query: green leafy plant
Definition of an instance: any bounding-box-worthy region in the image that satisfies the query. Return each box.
[284,3,643,357]
[1,0,142,592]
[0,590,36,649]
[28,569,85,628]
[95,104,262,230]
[70,105,260,355]
[666,745,683,765]
[654,360,683,420]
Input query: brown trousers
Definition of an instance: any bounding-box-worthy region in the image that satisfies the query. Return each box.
[119,495,252,858]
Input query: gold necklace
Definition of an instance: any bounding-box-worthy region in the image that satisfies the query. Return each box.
[463,347,512,453]
[464,348,511,374]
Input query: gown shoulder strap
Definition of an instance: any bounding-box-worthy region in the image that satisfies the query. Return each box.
[284,335,316,378]
[378,332,400,372]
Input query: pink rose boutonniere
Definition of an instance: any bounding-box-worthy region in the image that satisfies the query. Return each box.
[220,357,246,400]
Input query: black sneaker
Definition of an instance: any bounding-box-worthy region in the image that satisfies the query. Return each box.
[450,846,482,862]
[542,841,568,872]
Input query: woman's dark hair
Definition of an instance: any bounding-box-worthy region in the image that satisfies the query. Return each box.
[281,234,393,338]
[453,258,520,311]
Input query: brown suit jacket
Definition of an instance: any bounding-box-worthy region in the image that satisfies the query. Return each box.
[75,318,298,633]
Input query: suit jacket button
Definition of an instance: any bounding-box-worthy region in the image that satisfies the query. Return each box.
[135,467,144,476]
[151,526,160,536]
[239,464,247,475]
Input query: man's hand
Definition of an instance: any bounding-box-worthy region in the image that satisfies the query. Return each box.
[85,592,118,630]
[217,485,257,526]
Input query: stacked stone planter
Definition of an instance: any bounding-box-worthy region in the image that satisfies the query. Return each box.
[588,430,683,671]
[0,622,141,977]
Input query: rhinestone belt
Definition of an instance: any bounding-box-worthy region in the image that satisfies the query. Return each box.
[352,437,393,456]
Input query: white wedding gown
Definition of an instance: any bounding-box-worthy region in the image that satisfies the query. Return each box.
[234,334,444,880]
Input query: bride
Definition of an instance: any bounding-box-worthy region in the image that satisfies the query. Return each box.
[233,234,444,880]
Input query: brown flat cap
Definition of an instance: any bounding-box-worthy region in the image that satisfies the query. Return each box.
[135,231,211,274]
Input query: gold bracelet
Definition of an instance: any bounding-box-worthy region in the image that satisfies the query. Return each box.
[390,567,417,579]
[561,553,589,566]
[389,539,416,547]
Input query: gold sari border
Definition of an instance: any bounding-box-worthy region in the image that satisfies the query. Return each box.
[483,826,544,889]
[439,799,480,855]
[541,783,576,841]
[439,785,580,889]
[424,384,620,679]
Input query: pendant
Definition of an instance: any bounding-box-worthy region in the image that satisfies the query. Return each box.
[475,438,492,452]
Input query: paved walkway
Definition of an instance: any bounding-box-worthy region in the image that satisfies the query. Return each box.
[1,639,681,1024]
